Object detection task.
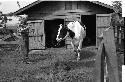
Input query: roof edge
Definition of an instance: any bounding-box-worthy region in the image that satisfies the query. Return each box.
[91,1,117,11]
[14,0,42,15]
[14,0,116,15]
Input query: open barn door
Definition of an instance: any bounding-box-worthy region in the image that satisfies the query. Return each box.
[28,20,45,50]
[96,14,111,46]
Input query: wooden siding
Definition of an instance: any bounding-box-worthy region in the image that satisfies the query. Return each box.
[103,28,119,82]
[77,1,113,14]
[96,27,120,82]
[15,1,114,49]
[19,1,113,20]
[96,14,111,46]
[28,20,45,50]
[29,36,44,50]
[96,14,111,27]
[27,1,65,20]
[28,20,44,36]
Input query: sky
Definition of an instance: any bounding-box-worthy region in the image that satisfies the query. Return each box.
[0,0,124,16]
[0,0,36,14]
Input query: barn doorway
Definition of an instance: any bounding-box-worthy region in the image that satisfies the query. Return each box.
[44,19,65,48]
[81,15,96,46]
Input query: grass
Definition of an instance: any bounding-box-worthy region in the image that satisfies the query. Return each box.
[0,46,123,82]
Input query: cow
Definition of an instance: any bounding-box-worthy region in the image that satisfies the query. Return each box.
[56,21,86,61]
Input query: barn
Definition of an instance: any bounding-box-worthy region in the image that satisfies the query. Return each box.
[14,0,115,50]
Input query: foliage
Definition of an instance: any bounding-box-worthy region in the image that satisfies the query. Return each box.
[112,1,122,13]
[111,1,124,26]
[111,13,124,26]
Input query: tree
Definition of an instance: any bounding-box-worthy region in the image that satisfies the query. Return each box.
[112,1,122,13]
[112,1,122,8]
[111,1,124,26]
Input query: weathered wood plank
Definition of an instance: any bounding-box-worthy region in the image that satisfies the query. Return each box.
[29,36,45,50]
[28,20,45,50]
[96,14,111,47]
[28,20,44,35]
[72,1,78,10]
[103,27,120,82]
[1,34,11,41]
[0,38,22,44]
[96,15,111,27]
[96,39,105,82]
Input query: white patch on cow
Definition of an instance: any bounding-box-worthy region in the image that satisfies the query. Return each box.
[67,21,85,39]
[67,21,86,61]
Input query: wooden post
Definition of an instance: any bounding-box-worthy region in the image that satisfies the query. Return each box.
[103,27,120,82]
[96,27,120,82]
[96,40,105,82]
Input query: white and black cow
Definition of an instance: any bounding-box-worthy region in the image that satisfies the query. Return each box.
[56,21,86,60]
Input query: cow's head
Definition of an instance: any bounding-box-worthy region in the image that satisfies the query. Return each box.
[56,24,68,42]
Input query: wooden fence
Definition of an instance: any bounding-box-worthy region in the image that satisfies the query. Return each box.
[96,27,120,82]
[113,26,124,51]
[111,13,124,51]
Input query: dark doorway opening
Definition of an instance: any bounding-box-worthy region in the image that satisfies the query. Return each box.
[44,19,65,48]
[81,15,96,47]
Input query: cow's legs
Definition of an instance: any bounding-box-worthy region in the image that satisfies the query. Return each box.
[78,40,83,51]
[71,41,78,53]
[71,41,75,51]
[71,40,80,61]
[77,53,80,61]
[77,40,83,61]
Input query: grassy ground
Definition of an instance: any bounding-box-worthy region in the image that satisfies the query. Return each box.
[0,46,124,82]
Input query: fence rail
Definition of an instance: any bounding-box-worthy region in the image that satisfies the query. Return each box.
[113,26,124,51]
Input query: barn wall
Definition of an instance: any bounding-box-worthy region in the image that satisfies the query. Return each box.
[16,1,114,49]
[19,1,114,20]
[77,1,113,14]
[24,1,65,20]
[96,14,111,46]
[28,20,45,50]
